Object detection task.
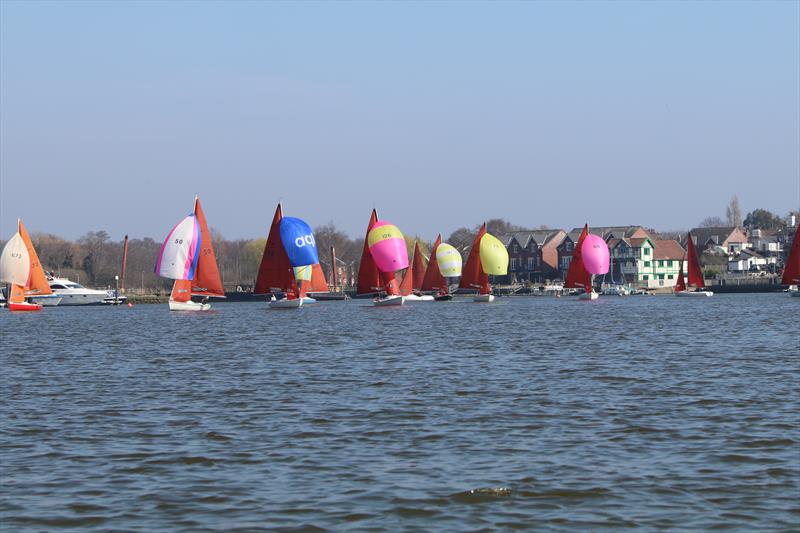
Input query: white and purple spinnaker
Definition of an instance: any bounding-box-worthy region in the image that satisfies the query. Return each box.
[155,214,201,280]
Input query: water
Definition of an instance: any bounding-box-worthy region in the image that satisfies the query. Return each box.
[1,294,798,531]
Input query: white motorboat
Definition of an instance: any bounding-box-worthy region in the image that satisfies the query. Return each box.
[473,293,495,303]
[26,294,63,306]
[579,291,600,300]
[602,285,630,296]
[30,277,109,306]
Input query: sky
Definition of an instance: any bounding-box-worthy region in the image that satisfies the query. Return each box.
[1,0,798,241]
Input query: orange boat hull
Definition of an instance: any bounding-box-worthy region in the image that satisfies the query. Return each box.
[9,302,42,311]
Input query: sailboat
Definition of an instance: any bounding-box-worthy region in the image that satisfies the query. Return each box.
[458,223,509,302]
[399,241,433,302]
[254,203,321,309]
[420,234,462,301]
[356,209,409,306]
[155,196,226,311]
[676,231,713,297]
[0,219,58,311]
[674,258,687,293]
[563,224,609,300]
[781,223,800,296]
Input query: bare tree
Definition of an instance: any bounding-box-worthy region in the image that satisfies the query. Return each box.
[699,216,725,228]
[726,195,742,227]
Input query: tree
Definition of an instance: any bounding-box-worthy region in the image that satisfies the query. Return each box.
[726,195,742,227]
[447,227,476,252]
[743,209,785,230]
[699,216,725,228]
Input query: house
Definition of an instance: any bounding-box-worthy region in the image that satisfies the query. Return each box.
[609,237,686,288]
[728,249,770,272]
[749,229,782,258]
[688,226,748,255]
[500,229,566,283]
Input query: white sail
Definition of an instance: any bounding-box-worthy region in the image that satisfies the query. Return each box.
[0,232,31,286]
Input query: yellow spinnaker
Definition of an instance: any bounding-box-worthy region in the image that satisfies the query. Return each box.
[436,243,462,277]
[294,265,312,281]
[479,233,509,275]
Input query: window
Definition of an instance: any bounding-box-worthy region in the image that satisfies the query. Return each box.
[643,275,649,280]
[527,257,534,270]
[668,274,674,279]
[513,245,519,253]
[644,261,651,267]
[510,258,518,270]
[667,260,673,267]
[658,274,665,279]
[658,260,664,267]
[644,248,651,256]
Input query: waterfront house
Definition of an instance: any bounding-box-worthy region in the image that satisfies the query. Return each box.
[688,226,748,255]
[728,249,771,272]
[609,237,686,288]
[500,229,566,283]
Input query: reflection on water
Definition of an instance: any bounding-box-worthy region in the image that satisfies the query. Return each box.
[1,294,798,530]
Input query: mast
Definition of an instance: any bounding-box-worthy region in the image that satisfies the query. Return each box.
[330,245,339,290]
[121,235,128,293]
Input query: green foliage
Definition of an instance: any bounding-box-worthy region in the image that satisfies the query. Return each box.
[743,209,785,230]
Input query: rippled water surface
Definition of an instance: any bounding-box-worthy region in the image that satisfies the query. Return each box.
[1,294,798,531]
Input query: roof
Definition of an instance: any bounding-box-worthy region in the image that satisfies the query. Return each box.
[689,226,745,247]
[652,239,686,260]
[499,230,565,249]
[566,225,649,242]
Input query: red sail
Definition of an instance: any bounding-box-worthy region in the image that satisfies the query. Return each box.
[564,224,591,293]
[420,234,446,293]
[398,265,413,296]
[357,209,383,295]
[171,279,192,302]
[255,203,297,297]
[398,241,425,296]
[459,224,490,294]
[309,263,329,292]
[782,224,800,285]
[686,232,705,288]
[411,241,426,291]
[191,198,225,297]
[675,259,686,292]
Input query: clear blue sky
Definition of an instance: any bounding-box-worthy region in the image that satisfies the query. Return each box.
[1,0,798,241]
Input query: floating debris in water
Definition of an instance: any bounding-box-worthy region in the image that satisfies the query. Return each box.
[470,487,512,496]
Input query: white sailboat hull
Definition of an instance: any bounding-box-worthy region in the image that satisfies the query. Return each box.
[473,294,495,303]
[675,291,713,297]
[269,297,303,309]
[404,294,434,302]
[578,291,599,300]
[373,295,405,306]
[169,299,212,311]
